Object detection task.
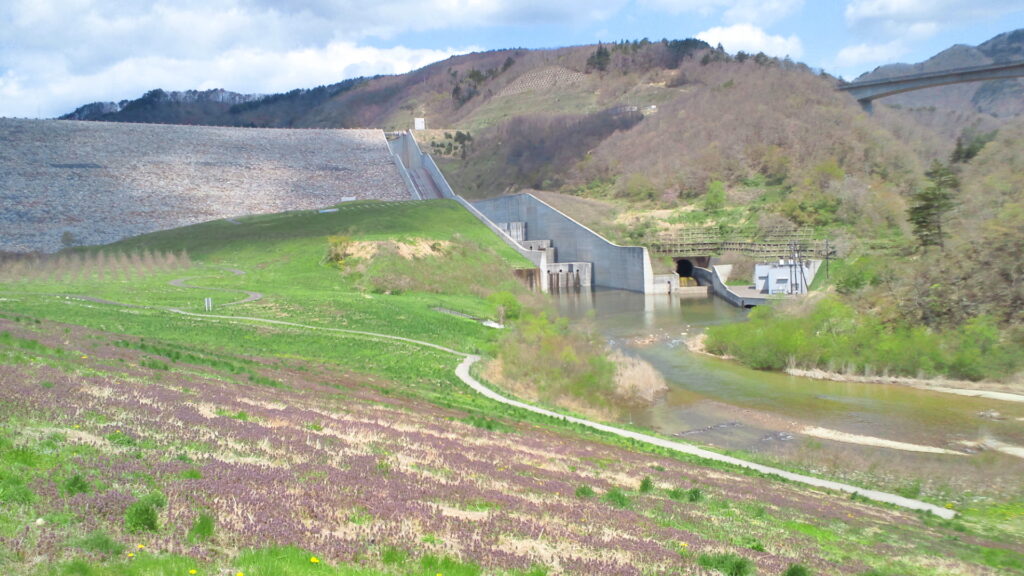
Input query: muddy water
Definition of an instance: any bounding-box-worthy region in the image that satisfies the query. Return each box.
[554,289,1024,492]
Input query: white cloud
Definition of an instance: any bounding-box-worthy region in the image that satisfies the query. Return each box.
[638,0,803,25]
[845,0,937,24]
[636,0,718,17]
[1,0,627,118]
[0,42,470,118]
[697,24,804,58]
[835,40,908,68]
[844,0,1023,36]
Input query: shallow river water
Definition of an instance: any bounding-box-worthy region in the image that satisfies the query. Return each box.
[554,289,1024,494]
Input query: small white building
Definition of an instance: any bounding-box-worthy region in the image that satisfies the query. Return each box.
[753,259,822,295]
[413,118,426,130]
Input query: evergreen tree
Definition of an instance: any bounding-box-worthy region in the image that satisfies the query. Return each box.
[587,43,611,72]
[908,161,958,250]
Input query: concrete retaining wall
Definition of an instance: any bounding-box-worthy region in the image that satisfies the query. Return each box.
[390,133,655,294]
[694,266,766,307]
[423,154,456,199]
[474,193,654,293]
[677,286,711,299]
[693,267,733,305]
[650,273,681,295]
[390,132,544,267]
[386,136,420,200]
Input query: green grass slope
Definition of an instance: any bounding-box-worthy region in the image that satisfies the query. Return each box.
[1,199,1023,575]
[3,200,531,354]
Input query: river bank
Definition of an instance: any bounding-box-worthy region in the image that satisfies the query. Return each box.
[686,333,1024,404]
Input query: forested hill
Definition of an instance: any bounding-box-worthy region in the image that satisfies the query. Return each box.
[60,40,713,130]
[59,32,1020,201]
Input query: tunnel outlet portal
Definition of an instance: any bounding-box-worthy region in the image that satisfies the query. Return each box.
[676,259,694,277]
[674,256,710,278]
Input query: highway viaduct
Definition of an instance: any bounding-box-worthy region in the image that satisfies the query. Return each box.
[838,60,1024,112]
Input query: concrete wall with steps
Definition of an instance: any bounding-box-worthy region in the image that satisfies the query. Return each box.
[473,193,654,293]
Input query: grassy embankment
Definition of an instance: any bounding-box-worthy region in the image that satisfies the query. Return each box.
[2,200,1023,575]
[2,201,525,359]
[705,294,1022,381]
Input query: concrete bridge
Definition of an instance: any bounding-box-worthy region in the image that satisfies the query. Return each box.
[839,61,1024,112]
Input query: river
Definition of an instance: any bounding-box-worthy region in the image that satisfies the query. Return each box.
[554,289,1024,497]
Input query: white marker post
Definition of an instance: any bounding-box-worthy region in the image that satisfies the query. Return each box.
[204,297,212,312]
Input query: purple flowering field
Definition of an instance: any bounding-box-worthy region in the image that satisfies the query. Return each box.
[1,317,1018,575]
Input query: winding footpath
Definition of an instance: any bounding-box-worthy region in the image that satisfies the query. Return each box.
[60,269,956,520]
[168,267,263,305]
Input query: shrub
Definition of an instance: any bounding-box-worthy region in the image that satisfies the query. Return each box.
[124,491,166,533]
[179,467,202,479]
[74,530,124,556]
[187,513,215,543]
[488,291,522,322]
[603,487,630,508]
[740,535,765,552]
[575,485,595,499]
[124,501,159,533]
[106,430,136,447]
[698,552,757,576]
[496,312,616,409]
[639,476,654,493]
[895,480,921,499]
[0,470,35,504]
[59,559,95,576]
[783,565,812,576]
[463,415,512,432]
[63,474,91,496]
[419,554,483,576]
[705,180,726,211]
[686,487,704,502]
[324,235,352,267]
[381,546,408,564]
[2,443,38,467]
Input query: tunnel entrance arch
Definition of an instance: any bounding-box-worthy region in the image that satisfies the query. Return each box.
[674,256,710,278]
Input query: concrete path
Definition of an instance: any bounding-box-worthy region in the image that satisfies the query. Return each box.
[168,267,263,306]
[454,356,955,519]
[46,274,957,520]
[166,308,956,519]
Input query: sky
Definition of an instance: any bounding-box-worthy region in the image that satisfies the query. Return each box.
[2,0,1023,118]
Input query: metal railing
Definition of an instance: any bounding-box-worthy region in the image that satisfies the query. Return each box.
[650,228,829,258]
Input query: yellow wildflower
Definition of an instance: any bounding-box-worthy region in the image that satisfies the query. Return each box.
[189,571,197,575]
[310,556,320,564]
[236,573,245,576]
[137,544,145,549]
[127,552,135,558]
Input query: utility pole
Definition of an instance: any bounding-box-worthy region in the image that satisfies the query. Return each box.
[824,238,830,279]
